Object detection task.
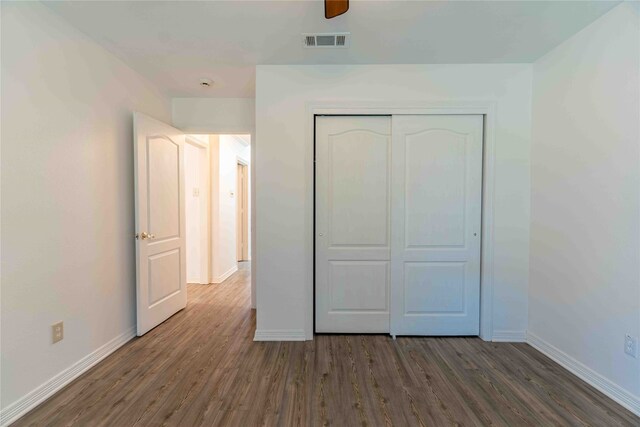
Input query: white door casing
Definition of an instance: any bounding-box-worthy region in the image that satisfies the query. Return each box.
[134,112,187,336]
[315,116,392,333]
[237,163,249,262]
[390,115,483,336]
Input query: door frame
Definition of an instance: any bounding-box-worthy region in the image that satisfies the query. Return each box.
[185,135,211,284]
[306,101,497,341]
[236,159,250,262]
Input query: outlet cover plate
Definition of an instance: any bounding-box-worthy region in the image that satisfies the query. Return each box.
[624,334,637,358]
[52,321,64,344]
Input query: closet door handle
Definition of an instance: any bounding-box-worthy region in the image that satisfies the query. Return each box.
[136,232,155,240]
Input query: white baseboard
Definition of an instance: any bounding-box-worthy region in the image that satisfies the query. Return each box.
[211,265,238,284]
[492,330,527,342]
[254,329,307,341]
[527,332,640,416]
[0,326,136,426]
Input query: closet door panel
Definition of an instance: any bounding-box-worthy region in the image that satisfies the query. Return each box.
[315,116,391,333]
[391,115,483,336]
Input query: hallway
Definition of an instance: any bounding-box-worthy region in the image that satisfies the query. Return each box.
[13,262,637,426]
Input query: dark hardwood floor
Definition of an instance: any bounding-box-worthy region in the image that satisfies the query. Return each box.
[13,262,638,426]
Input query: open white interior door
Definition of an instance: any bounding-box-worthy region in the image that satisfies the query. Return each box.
[134,112,187,336]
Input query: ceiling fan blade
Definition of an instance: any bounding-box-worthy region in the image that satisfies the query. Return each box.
[325,0,349,19]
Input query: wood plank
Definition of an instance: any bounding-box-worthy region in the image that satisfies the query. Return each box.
[11,263,638,427]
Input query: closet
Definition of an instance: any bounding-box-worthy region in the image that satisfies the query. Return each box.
[315,115,483,336]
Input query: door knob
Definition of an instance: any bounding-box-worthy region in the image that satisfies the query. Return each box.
[136,232,155,240]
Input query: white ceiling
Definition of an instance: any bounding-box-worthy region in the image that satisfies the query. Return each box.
[44,0,619,98]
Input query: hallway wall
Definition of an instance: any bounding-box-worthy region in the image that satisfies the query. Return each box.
[185,141,205,283]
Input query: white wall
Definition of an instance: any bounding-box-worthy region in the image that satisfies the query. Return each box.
[209,135,250,282]
[172,98,255,133]
[529,2,640,408]
[0,1,171,417]
[255,64,532,339]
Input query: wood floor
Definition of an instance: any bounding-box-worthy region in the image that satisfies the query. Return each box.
[14,263,638,426]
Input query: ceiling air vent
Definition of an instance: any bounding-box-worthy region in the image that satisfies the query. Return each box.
[303,32,350,48]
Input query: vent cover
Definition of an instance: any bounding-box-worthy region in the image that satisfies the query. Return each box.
[303,32,350,48]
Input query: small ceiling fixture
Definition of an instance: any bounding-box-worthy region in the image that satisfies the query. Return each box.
[199,78,214,88]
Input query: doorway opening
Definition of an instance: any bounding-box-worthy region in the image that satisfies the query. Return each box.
[184,134,252,299]
[134,114,254,336]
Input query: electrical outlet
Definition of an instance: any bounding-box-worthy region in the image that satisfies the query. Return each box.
[624,334,637,358]
[52,321,64,344]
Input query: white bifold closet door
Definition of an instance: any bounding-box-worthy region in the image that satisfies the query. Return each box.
[390,115,483,336]
[315,116,392,333]
[315,114,483,336]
